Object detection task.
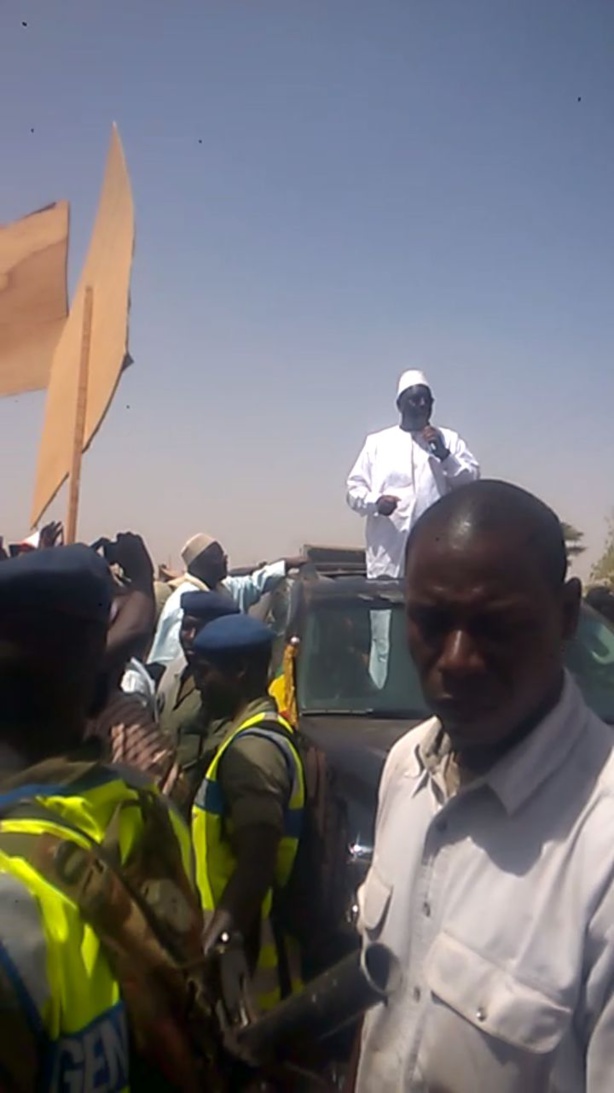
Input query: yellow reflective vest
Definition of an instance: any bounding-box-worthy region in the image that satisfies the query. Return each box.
[0,763,194,1092]
[192,708,304,1010]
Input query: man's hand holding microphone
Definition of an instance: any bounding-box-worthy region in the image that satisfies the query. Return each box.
[422,425,450,462]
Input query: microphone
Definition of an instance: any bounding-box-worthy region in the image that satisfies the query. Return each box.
[423,422,449,461]
[422,419,439,456]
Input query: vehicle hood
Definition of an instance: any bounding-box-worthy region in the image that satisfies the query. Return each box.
[299,713,416,762]
[298,713,424,849]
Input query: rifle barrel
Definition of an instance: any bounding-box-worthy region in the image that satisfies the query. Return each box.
[235,943,399,1063]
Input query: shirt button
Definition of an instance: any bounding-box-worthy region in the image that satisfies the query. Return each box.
[422,900,431,917]
[476,1007,487,1022]
[412,986,421,1002]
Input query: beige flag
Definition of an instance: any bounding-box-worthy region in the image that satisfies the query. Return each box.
[31,125,135,527]
[0,201,69,396]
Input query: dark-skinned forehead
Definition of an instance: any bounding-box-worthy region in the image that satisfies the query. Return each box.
[406,480,568,591]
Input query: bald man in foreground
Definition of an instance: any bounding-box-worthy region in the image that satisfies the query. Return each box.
[356,480,614,1093]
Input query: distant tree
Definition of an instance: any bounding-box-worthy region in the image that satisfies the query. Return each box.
[591,514,614,585]
[561,522,585,562]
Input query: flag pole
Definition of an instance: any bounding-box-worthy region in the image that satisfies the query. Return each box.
[65,285,94,544]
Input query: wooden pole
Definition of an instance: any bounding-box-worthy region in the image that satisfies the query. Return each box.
[65,286,94,544]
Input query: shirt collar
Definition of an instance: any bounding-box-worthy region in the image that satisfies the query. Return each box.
[407,672,590,815]
[486,672,589,814]
[219,695,277,746]
[405,717,440,791]
[178,574,210,593]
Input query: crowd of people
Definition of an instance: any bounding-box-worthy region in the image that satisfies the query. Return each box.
[0,506,313,1080]
[0,370,613,1091]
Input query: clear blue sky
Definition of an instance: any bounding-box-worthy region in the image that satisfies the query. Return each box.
[0,0,612,572]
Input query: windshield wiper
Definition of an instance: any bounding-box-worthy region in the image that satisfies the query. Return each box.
[302,708,425,719]
[302,708,380,716]
[377,709,428,719]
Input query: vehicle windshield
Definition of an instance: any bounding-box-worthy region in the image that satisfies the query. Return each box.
[297,599,427,718]
[297,599,614,724]
[565,606,614,723]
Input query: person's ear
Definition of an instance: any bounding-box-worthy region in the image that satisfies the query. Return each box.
[561,578,582,640]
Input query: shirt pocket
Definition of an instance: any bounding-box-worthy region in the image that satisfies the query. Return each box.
[424,931,572,1055]
[358,864,393,941]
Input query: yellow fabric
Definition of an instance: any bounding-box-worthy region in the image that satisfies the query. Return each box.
[0,768,193,1089]
[268,674,287,715]
[192,709,304,1008]
[282,641,299,727]
[267,642,299,727]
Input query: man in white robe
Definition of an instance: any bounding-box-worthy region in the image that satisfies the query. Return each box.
[347,370,479,684]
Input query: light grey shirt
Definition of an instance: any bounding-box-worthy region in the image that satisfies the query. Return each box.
[357,672,614,1093]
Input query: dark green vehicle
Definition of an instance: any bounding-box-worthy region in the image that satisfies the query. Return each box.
[271,570,614,871]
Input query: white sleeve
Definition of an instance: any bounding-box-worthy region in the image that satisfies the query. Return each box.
[441,432,480,488]
[346,438,379,517]
[147,601,181,667]
[223,559,286,613]
[580,866,614,1091]
[587,991,614,1092]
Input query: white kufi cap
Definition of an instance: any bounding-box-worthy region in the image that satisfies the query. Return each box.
[397,369,431,400]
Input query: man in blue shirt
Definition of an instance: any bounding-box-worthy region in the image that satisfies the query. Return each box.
[148,532,305,669]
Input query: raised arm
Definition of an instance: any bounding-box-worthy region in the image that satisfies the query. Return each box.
[441,433,480,490]
[224,559,288,613]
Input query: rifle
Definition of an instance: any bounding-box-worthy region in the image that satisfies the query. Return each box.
[206,935,400,1088]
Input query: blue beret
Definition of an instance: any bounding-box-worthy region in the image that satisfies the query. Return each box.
[193,614,274,662]
[180,590,239,622]
[0,544,112,623]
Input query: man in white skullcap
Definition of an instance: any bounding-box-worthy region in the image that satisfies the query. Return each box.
[347,370,479,684]
[347,370,479,579]
[148,533,306,670]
